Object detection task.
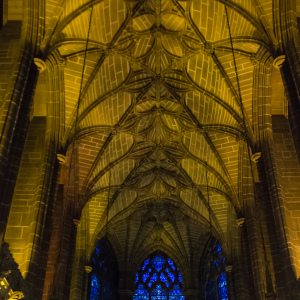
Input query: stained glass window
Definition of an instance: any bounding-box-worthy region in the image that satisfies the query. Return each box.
[218,273,228,300]
[90,274,100,300]
[134,252,184,300]
[89,238,118,300]
[203,241,229,300]
[169,285,184,300]
[134,285,149,300]
[151,284,167,300]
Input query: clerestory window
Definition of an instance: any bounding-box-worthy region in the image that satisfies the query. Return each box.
[134,252,184,300]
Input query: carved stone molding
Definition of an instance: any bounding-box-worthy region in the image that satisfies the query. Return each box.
[225,265,233,272]
[237,218,245,227]
[56,154,67,165]
[33,58,47,73]
[84,266,92,273]
[273,55,286,69]
[73,219,80,227]
[251,152,261,163]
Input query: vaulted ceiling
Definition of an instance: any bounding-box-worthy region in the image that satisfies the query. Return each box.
[40,0,276,267]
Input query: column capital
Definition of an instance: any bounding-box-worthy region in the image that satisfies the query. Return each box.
[57,154,67,165]
[237,218,245,227]
[225,265,233,272]
[85,266,92,273]
[251,152,261,163]
[33,58,47,73]
[73,219,80,226]
[273,55,286,69]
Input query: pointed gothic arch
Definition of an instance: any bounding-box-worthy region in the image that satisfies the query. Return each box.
[134,251,184,300]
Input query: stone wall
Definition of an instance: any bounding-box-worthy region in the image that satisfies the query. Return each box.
[273,115,300,278]
[5,117,46,277]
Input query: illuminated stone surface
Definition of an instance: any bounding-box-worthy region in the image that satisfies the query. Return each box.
[1,1,300,300]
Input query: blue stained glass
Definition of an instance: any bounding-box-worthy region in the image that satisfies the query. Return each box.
[134,284,149,300]
[160,272,169,287]
[206,280,216,300]
[153,255,165,272]
[167,272,175,283]
[143,273,150,282]
[136,272,139,284]
[169,285,182,295]
[178,272,182,284]
[142,259,150,271]
[152,284,167,300]
[89,239,118,300]
[90,274,100,300]
[149,273,157,287]
[169,285,184,300]
[167,258,176,271]
[215,242,222,255]
[135,252,184,300]
[222,256,226,265]
[218,273,228,300]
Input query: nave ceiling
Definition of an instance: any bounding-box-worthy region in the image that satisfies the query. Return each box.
[35,0,281,267]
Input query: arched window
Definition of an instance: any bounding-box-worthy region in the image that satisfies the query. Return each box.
[134,252,184,300]
[204,242,228,300]
[89,238,118,300]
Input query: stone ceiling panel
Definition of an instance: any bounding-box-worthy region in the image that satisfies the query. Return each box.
[92,159,136,192]
[186,53,242,116]
[185,91,239,127]
[64,53,103,126]
[181,158,229,192]
[80,92,132,128]
[215,51,254,125]
[89,132,134,188]
[189,1,260,43]
[182,131,229,180]
[60,0,127,44]
[78,54,131,118]
[208,132,240,192]
[230,0,258,16]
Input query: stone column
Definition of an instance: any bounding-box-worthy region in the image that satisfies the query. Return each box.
[83,266,92,300]
[69,219,85,300]
[24,141,59,296]
[183,289,199,300]
[225,265,235,300]
[0,60,38,247]
[118,289,134,300]
[276,56,300,163]
[0,0,46,247]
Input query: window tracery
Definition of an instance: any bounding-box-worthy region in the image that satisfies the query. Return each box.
[134,252,184,300]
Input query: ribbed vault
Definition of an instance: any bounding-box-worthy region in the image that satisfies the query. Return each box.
[42,0,276,274]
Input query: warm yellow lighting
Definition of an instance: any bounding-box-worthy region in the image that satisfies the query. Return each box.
[0,276,14,298]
